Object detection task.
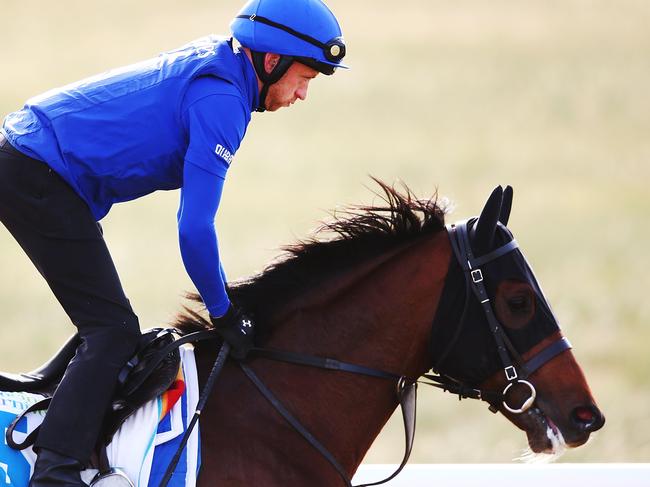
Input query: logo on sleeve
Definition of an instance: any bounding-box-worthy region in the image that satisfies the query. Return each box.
[215,144,234,165]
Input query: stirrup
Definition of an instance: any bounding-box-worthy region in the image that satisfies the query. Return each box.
[89,468,134,487]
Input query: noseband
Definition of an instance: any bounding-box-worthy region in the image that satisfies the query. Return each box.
[428,220,572,414]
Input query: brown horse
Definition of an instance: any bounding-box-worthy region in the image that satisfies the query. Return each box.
[173,181,604,486]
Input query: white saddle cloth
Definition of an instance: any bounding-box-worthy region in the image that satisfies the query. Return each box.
[0,346,200,487]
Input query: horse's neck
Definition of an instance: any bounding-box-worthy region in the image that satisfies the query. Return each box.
[269,232,450,373]
[262,231,451,473]
[195,231,451,485]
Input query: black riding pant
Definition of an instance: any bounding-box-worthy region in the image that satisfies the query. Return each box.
[0,139,141,462]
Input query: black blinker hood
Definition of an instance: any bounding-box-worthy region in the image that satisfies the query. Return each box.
[429,223,560,386]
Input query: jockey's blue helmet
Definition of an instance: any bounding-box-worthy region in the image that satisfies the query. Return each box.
[230,0,347,110]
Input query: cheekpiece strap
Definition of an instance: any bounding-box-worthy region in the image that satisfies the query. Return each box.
[446,221,521,382]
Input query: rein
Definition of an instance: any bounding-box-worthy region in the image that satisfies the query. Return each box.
[241,348,417,487]
[154,333,418,487]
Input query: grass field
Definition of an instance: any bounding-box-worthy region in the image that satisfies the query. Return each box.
[1,0,649,464]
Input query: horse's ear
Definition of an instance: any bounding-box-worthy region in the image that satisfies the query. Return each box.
[473,186,503,252]
[499,185,513,226]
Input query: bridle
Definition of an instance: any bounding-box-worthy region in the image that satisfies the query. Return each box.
[426,220,572,414]
[157,218,573,487]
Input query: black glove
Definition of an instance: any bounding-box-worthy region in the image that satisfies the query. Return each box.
[210,303,255,360]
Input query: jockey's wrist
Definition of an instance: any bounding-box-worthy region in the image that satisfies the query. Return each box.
[208,300,232,320]
[210,302,237,324]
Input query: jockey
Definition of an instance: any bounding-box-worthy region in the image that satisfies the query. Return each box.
[0,0,346,486]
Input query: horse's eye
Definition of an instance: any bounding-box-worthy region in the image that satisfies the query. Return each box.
[507,295,530,312]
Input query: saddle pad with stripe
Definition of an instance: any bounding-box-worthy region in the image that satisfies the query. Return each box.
[0,346,200,487]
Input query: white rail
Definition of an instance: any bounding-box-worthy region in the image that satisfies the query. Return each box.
[352,464,650,487]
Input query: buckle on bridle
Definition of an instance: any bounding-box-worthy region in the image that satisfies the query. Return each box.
[471,269,483,283]
[504,365,518,381]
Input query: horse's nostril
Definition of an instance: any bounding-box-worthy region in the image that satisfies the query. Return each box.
[571,405,605,432]
[575,407,594,422]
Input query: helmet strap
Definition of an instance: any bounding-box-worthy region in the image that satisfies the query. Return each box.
[250,51,294,112]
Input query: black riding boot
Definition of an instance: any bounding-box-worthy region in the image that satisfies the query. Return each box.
[29,448,88,487]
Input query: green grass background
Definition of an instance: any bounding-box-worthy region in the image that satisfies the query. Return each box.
[1,0,648,463]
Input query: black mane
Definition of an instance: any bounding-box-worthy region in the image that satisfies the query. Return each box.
[175,179,447,334]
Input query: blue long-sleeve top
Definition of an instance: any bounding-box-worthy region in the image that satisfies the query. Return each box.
[1,38,258,316]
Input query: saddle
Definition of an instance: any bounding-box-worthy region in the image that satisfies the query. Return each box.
[0,328,182,447]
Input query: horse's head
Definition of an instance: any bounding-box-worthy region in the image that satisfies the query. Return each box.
[430,185,604,459]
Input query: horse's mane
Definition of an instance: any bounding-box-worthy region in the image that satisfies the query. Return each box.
[174,179,447,334]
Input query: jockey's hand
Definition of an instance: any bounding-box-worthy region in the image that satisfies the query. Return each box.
[210,304,255,360]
